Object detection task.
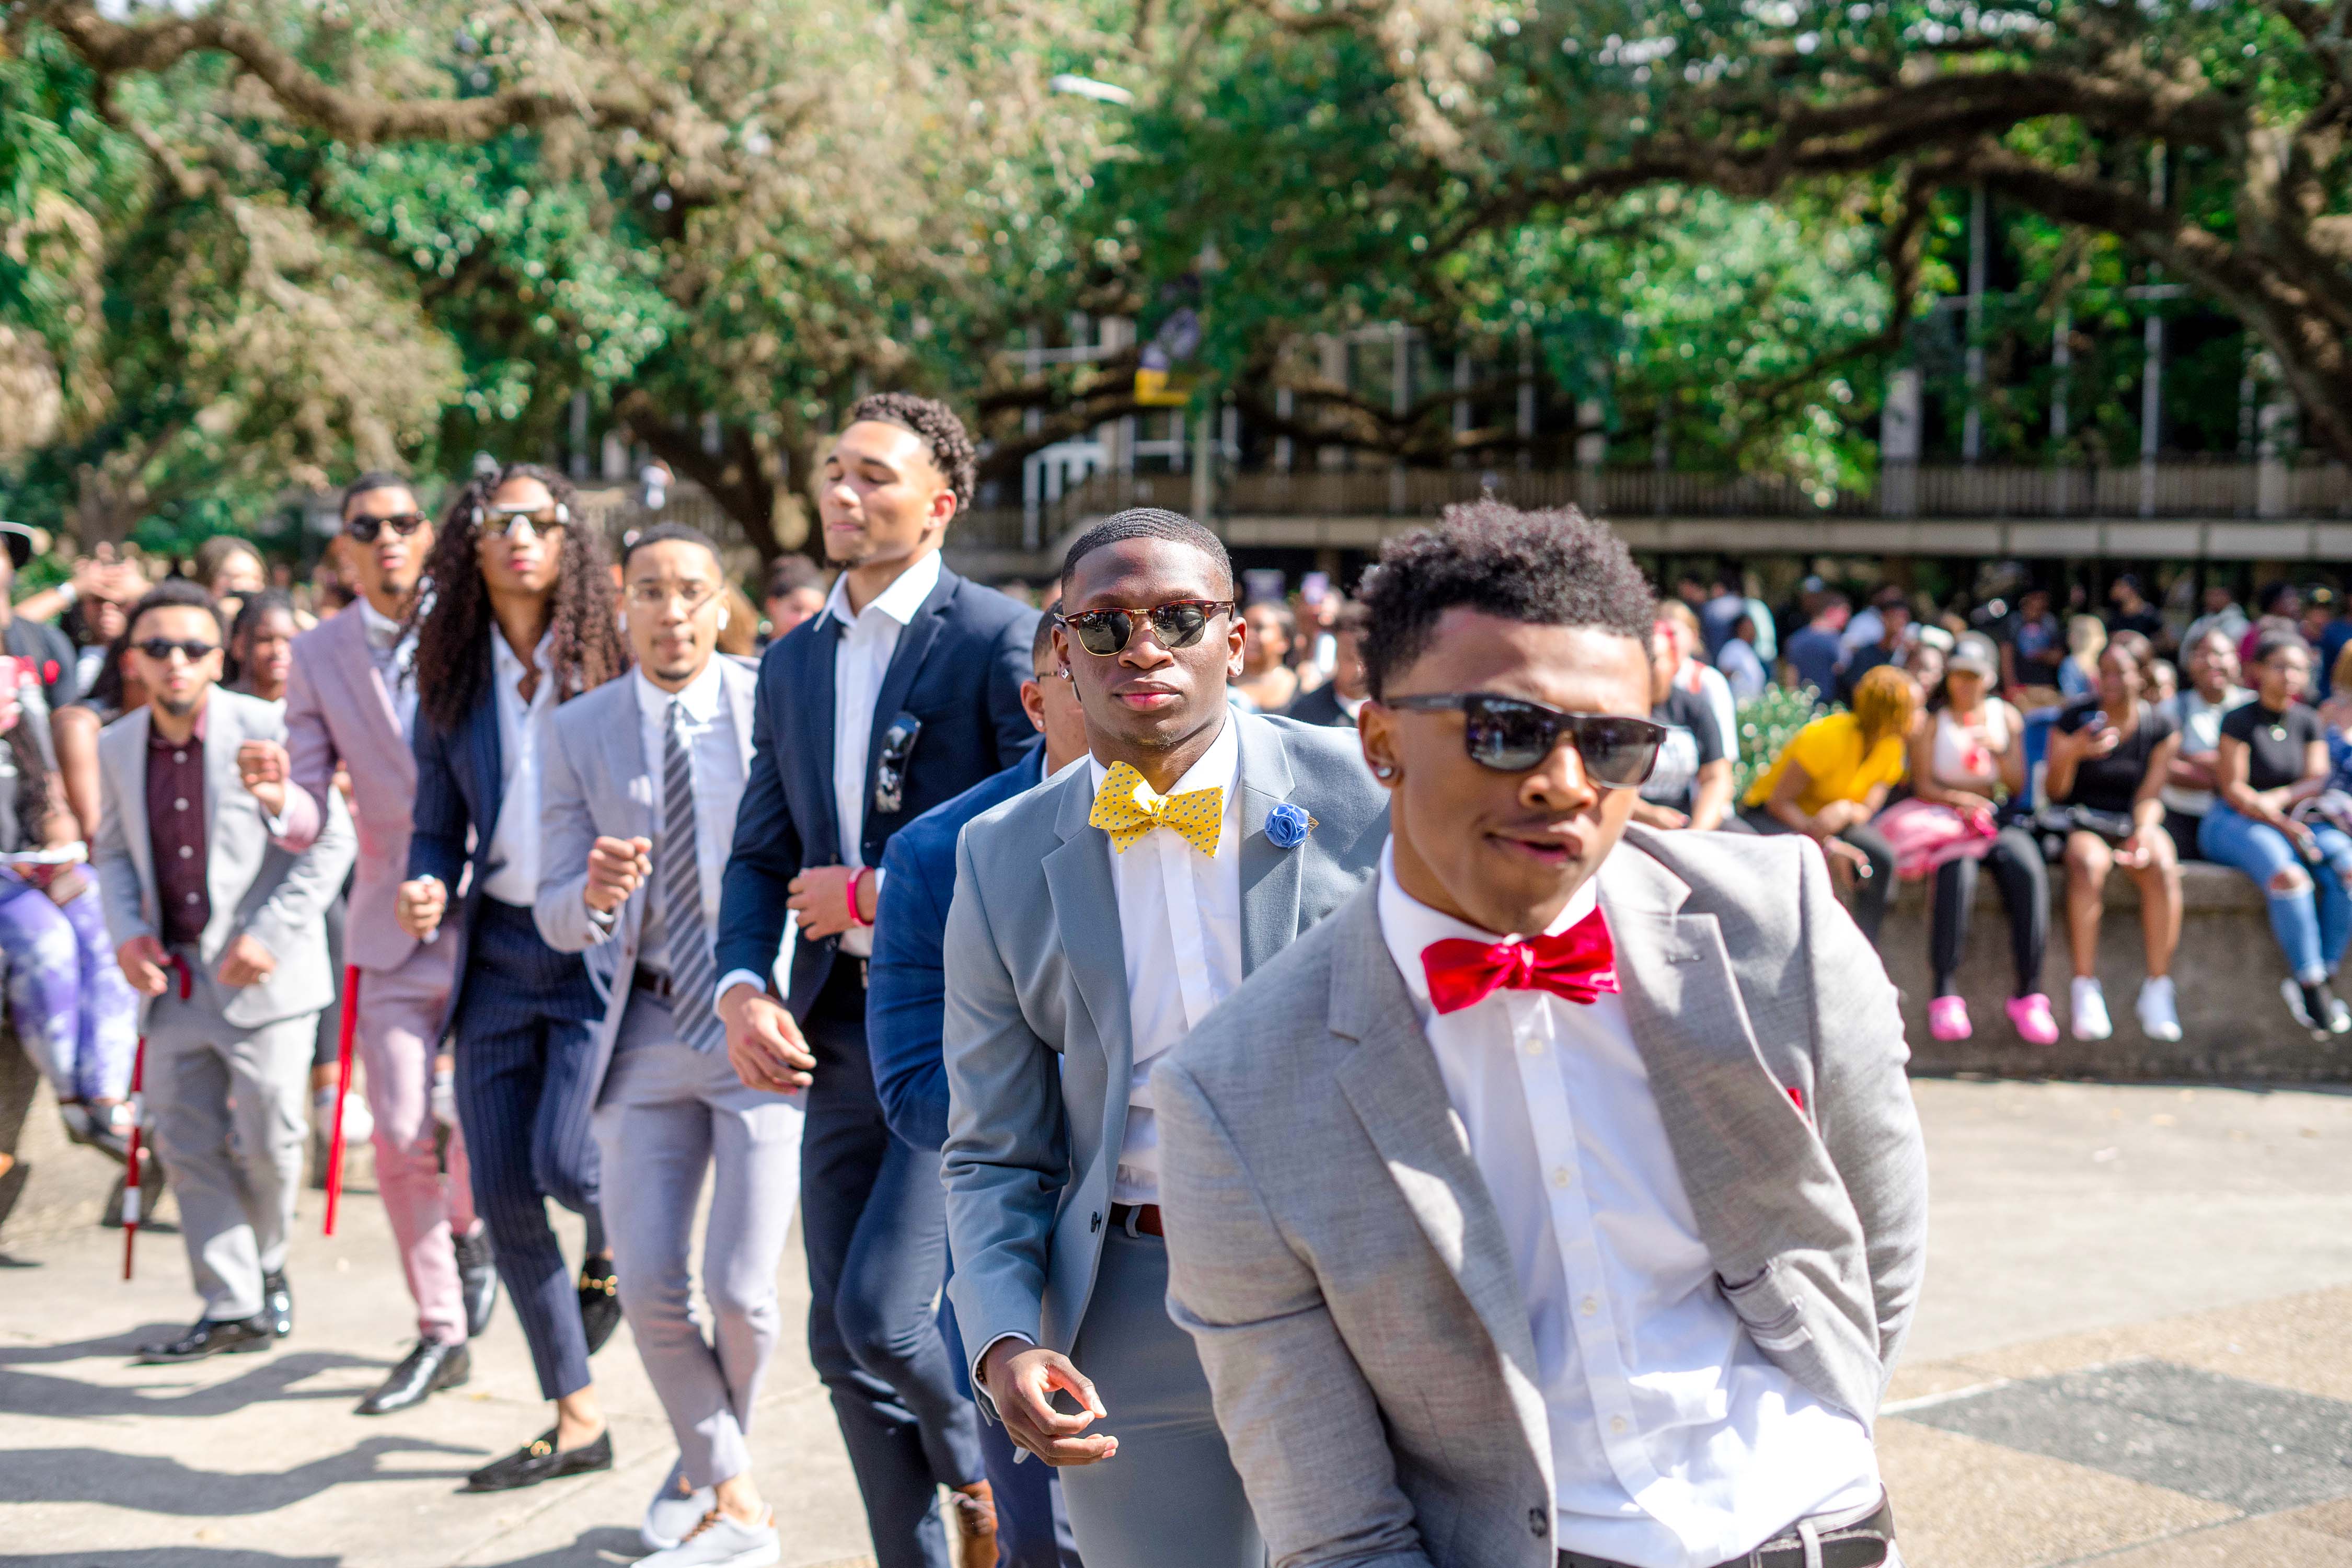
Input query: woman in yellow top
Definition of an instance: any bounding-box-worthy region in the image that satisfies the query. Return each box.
[1735,664,1917,945]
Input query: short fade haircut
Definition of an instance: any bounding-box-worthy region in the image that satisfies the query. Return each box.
[765,554,826,599]
[1030,610,1058,668]
[1059,508,1234,597]
[845,391,977,517]
[621,521,723,571]
[341,470,412,518]
[1357,499,1653,700]
[126,578,226,642]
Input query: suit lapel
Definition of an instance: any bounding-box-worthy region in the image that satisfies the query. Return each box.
[864,570,955,806]
[337,606,405,745]
[1325,892,1550,1427]
[799,620,841,864]
[605,682,655,841]
[1042,766,1132,1087]
[1232,711,1304,977]
[201,693,246,929]
[113,708,156,910]
[467,683,504,849]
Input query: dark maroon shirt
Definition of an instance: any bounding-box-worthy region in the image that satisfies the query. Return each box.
[148,707,209,948]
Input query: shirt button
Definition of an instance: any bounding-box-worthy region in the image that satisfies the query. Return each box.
[178,846,192,859]
[185,892,199,905]
[1581,1296,1598,1316]
[1610,1415,1628,1435]
[1551,1167,1572,1189]
[174,751,186,764]
[1524,1039,1545,1056]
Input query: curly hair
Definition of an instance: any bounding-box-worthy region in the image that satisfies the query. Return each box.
[410,463,630,736]
[1356,499,1655,699]
[845,391,977,517]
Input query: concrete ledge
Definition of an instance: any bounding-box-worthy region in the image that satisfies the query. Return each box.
[1885,861,2348,1081]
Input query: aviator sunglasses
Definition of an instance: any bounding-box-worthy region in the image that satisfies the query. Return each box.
[1058,599,1235,657]
[1385,693,1666,787]
[470,500,571,536]
[344,511,430,544]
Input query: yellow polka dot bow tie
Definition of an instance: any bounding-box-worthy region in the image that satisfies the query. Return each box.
[1089,762,1224,857]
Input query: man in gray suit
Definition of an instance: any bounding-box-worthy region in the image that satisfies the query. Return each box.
[941,508,1389,1568]
[95,581,355,1363]
[1152,501,1925,1568]
[534,524,798,1568]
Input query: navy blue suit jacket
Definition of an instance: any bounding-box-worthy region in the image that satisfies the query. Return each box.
[408,673,509,1031]
[868,745,1046,1150]
[715,562,1041,1016]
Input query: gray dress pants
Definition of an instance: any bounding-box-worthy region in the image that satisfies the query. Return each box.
[593,994,804,1488]
[144,949,317,1321]
[1061,1224,1263,1568]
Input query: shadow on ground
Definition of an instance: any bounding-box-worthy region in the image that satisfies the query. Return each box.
[0,1436,484,1515]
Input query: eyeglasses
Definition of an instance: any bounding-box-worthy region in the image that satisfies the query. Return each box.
[627,581,720,614]
[345,512,430,544]
[1383,693,1665,787]
[133,638,220,664]
[1058,600,1233,657]
[471,501,570,536]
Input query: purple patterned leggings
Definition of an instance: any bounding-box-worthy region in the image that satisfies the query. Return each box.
[3,877,140,1102]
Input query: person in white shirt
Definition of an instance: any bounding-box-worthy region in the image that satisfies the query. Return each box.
[394,463,635,1494]
[1151,500,1923,1568]
[939,509,1390,1568]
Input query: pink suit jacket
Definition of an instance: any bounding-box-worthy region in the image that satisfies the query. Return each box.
[275,604,443,977]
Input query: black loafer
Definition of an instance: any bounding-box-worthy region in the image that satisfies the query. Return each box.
[261,1271,294,1338]
[137,1313,275,1363]
[463,1426,613,1493]
[578,1256,621,1355]
[357,1338,471,1415]
[454,1227,500,1340]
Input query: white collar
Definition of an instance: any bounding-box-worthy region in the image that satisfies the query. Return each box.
[634,657,724,725]
[1087,708,1241,801]
[1336,689,1368,720]
[491,627,554,680]
[1375,840,1601,1011]
[825,550,943,632]
[358,598,406,645]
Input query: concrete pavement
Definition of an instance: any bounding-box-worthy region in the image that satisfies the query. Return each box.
[6,1076,2352,1566]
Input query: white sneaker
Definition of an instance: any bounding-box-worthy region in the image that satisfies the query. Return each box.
[2070,977,2112,1041]
[643,1457,717,1552]
[640,1508,780,1568]
[2136,977,2182,1043]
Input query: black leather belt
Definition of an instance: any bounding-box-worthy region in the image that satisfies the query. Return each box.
[1559,1497,1894,1568]
[632,966,674,1000]
[1108,1202,1164,1237]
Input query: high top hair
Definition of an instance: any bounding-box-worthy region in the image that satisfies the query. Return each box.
[1058,508,1235,597]
[409,462,630,735]
[844,391,978,518]
[1356,499,1653,700]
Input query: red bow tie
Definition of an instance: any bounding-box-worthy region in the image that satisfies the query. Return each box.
[1421,907,1619,1015]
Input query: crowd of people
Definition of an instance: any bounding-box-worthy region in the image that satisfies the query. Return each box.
[9,393,1967,1568]
[1665,562,2352,1047]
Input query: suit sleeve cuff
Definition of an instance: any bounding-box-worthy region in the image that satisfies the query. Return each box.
[716,969,769,1011]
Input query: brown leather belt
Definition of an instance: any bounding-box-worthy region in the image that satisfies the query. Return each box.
[1108,1202,1163,1238]
[1559,1496,1894,1568]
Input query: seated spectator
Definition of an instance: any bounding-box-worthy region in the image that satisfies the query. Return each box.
[1903,633,2053,1043]
[2000,585,2065,699]
[2057,614,2106,699]
[2317,592,2352,701]
[1634,620,1732,832]
[2203,635,2352,1039]
[1657,599,1737,763]
[1899,625,1952,704]
[2105,573,2166,646]
[1781,591,1849,704]
[1716,610,1769,701]
[2183,581,2249,662]
[2241,582,2302,664]
[50,632,140,841]
[2162,628,2253,860]
[1838,586,1911,703]
[1232,599,1300,712]
[2147,657,2178,707]
[1736,664,1913,945]
[2043,640,2183,1043]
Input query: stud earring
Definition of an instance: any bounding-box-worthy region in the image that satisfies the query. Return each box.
[1372,764,1397,779]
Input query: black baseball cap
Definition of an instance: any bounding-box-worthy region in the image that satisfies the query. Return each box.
[0,522,34,571]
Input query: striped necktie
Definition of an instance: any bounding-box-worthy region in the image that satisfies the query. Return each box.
[659,699,725,1053]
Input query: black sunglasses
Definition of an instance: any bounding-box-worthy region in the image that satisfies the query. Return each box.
[345,511,431,544]
[1058,600,1234,657]
[134,637,220,664]
[1384,693,1665,787]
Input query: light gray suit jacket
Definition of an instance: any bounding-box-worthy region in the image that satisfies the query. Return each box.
[940,710,1389,1391]
[1150,826,1928,1568]
[532,658,765,1099]
[93,687,356,1030]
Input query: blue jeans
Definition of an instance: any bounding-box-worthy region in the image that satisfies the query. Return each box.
[2200,802,2352,983]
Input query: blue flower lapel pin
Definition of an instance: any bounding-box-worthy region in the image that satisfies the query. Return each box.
[1264,801,1315,849]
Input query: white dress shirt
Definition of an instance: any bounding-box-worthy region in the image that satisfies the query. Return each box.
[626,661,741,973]
[1091,714,1243,1205]
[480,629,557,907]
[358,597,420,740]
[1375,847,1880,1568]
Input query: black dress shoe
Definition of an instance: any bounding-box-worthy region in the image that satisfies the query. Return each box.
[463,1426,613,1493]
[454,1227,499,1340]
[578,1256,621,1355]
[357,1339,471,1415]
[261,1271,294,1338]
[136,1313,275,1363]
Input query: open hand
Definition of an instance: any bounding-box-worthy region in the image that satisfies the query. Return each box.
[981,1341,1117,1466]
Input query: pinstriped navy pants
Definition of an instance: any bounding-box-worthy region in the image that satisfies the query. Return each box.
[451,897,606,1401]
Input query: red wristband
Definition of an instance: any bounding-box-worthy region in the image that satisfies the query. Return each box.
[847,868,871,928]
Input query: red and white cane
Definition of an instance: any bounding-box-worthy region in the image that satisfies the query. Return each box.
[122,956,191,1282]
[323,964,361,1236]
